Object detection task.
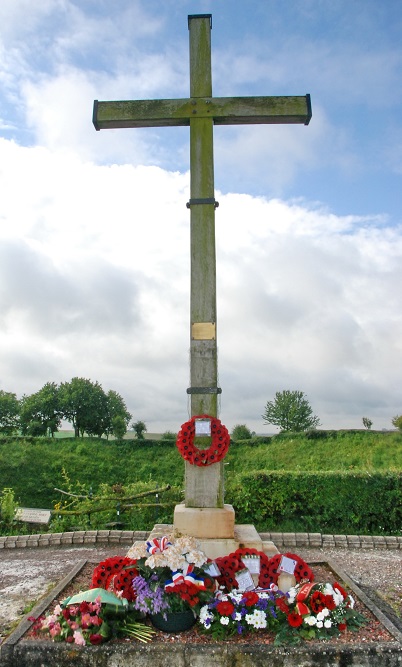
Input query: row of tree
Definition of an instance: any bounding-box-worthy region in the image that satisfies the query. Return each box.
[2,382,399,440]
[0,379,132,439]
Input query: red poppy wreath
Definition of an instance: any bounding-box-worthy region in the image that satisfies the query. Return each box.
[176,414,230,466]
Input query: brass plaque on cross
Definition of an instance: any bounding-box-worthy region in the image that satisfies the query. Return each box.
[192,322,216,340]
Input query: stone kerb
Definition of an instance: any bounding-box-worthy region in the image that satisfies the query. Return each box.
[3,640,402,667]
[0,530,401,550]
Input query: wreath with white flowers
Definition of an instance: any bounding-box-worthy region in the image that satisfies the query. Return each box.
[176,415,230,466]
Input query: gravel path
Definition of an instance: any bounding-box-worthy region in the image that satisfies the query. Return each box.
[0,543,401,642]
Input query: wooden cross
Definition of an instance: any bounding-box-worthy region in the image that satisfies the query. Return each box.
[93,14,311,509]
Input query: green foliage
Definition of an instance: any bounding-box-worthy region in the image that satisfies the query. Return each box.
[226,470,402,535]
[362,417,373,430]
[0,436,182,509]
[19,382,62,437]
[0,430,400,535]
[0,487,18,532]
[3,379,132,439]
[262,390,320,432]
[59,377,108,437]
[111,415,127,440]
[0,390,20,435]
[161,431,176,440]
[50,480,182,532]
[132,420,147,439]
[105,390,132,439]
[392,415,402,432]
[227,429,402,473]
[231,424,254,440]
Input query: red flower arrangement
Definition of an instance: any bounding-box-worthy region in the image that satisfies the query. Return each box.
[165,580,214,611]
[265,552,315,588]
[214,554,244,590]
[273,580,367,644]
[176,415,230,466]
[233,547,272,589]
[213,548,313,591]
[91,556,138,601]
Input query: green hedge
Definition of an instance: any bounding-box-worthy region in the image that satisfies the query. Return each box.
[226,470,401,535]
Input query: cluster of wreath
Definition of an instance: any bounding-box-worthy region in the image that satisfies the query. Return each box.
[214,548,314,591]
[91,556,138,602]
[176,415,230,466]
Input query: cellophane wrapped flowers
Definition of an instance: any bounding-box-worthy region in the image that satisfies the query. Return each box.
[32,595,154,645]
[273,580,367,645]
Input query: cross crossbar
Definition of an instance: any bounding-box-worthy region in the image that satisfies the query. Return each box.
[93,95,311,130]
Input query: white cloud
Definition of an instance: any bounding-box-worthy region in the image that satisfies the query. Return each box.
[0,138,401,432]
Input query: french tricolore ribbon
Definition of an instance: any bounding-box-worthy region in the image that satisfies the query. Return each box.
[164,564,206,591]
[146,536,171,555]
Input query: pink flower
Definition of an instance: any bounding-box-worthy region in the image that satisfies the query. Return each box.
[90,615,103,627]
[80,612,92,629]
[90,597,102,613]
[73,630,86,646]
[49,622,61,638]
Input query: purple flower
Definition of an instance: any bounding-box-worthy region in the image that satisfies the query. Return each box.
[132,575,169,615]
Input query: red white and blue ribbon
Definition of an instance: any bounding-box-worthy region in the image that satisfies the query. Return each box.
[146,536,171,555]
[164,564,206,591]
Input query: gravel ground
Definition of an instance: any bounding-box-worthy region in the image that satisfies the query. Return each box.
[0,543,401,643]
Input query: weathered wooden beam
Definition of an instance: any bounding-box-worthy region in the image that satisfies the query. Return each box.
[212,94,312,125]
[93,94,312,130]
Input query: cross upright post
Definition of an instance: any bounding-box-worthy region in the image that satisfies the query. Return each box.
[186,15,221,509]
[92,14,311,515]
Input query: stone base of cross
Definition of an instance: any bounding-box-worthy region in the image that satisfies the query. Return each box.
[155,511,278,560]
[93,14,310,558]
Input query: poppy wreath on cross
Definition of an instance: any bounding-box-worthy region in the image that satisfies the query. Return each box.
[176,414,230,466]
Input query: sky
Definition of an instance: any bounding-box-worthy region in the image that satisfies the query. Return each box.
[0,0,401,434]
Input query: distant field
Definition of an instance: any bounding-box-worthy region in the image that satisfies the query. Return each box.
[54,430,164,440]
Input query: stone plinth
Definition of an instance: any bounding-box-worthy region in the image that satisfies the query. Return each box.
[173,503,235,539]
[151,509,279,559]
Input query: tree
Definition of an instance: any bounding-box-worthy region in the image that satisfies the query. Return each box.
[262,390,320,432]
[231,424,254,441]
[104,390,132,439]
[391,415,402,432]
[0,391,20,435]
[111,415,127,440]
[19,382,62,437]
[132,420,147,440]
[362,417,373,430]
[59,378,108,438]
[161,431,176,440]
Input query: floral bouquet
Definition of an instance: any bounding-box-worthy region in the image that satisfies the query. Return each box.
[198,589,280,639]
[119,535,215,618]
[32,589,154,646]
[274,580,367,645]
